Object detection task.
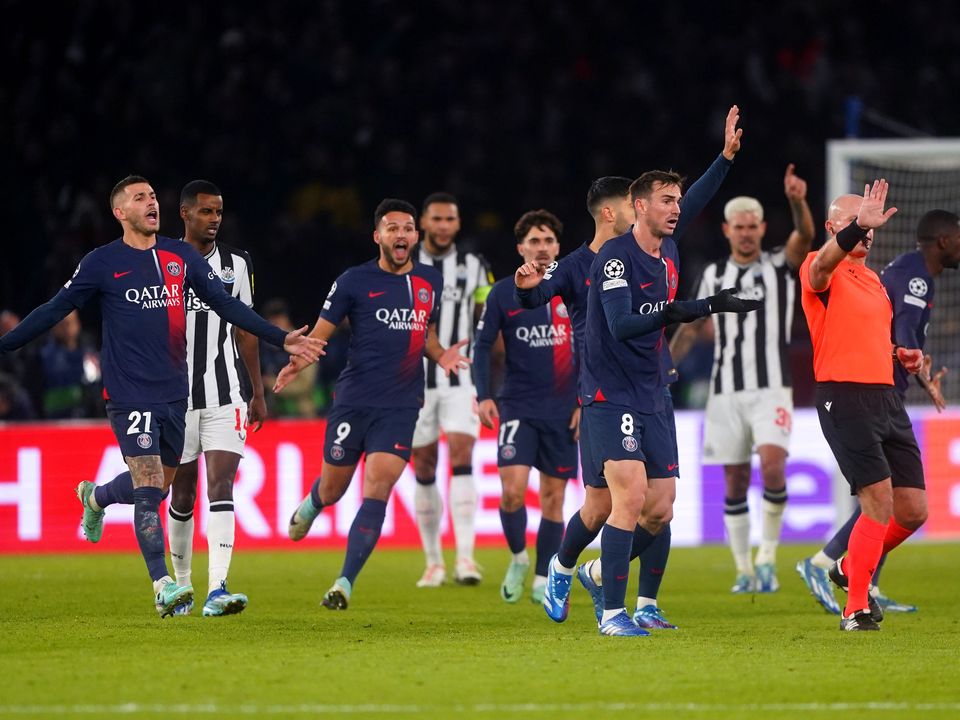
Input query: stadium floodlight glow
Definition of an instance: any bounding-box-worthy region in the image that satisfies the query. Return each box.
[826,138,960,405]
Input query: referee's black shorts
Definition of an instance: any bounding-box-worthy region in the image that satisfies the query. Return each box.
[815,382,925,495]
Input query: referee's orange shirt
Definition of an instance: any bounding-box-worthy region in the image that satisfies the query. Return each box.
[799,251,894,384]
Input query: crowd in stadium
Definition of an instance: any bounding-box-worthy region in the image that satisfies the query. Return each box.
[3,0,960,421]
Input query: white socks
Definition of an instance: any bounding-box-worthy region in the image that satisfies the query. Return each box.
[415,482,444,567]
[168,508,194,587]
[724,512,753,575]
[552,555,574,576]
[755,496,786,566]
[811,549,834,569]
[449,473,478,561]
[207,503,235,594]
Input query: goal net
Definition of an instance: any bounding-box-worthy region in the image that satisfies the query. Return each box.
[827,138,960,406]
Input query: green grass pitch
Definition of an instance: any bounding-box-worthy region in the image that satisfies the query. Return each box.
[1,543,958,719]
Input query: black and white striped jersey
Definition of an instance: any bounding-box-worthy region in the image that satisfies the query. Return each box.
[696,248,795,394]
[184,241,254,410]
[416,245,492,389]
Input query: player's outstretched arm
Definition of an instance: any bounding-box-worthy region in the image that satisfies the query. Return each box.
[783,164,816,269]
[601,290,761,342]
[0,293,75,353]
[272,317,335,392]
[918,355,948,412]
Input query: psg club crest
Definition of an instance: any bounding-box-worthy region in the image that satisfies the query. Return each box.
[622,436,638,452]
[604,259,625,279]
[418,287,430,303]
[166,261,182,277]
[137,433,153,449]
[330,444,345,461]
[500,444,517,460]
[556,303,569,318]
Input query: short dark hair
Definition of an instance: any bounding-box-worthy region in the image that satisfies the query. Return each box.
[514,209,563,242]
[586,176,632,217]
[110,175,150,208]
[917,209,960,243]
[180,179,223,206]
[421,192,458,215]
[374,198,418,228]
[629,170,685,204]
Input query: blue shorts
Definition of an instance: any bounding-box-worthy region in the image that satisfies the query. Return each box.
[106,399,188,468]
[582,400,676,485]
[324,405,420,466]
[496,415,578,479]
[578,405,604,488]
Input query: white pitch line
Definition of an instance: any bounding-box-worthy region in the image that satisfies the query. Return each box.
[1,702,960,715]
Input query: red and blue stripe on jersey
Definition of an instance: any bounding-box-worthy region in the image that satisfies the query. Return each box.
[56,237,245,404]
[321,259,442,409]
[581,231,681,413]
[474,277,576,420]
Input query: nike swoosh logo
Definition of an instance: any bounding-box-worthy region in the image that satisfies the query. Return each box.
[114,271,132,279]
[616,574,628,581]
[369,291,386,298]
[557,465,574,473]
[667,463,678,471]
[640,282,653,289]
[394,443,410,450]
[585,279,591,286]
[507,309,524,317]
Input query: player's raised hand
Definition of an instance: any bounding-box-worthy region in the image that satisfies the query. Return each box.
[722,104,743,160]
[783,163,807,200]
[273,360,301,393]
[514,261,547,290]
[439,338,472,376]
[282,325,327,363]
[856,179,898,230]
[919,354,948,412]
[478,398,499,429]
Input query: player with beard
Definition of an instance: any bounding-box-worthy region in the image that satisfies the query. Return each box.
[282,199,471,610]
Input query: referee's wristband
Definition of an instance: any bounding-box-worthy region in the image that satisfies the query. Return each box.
[836,223,868,253]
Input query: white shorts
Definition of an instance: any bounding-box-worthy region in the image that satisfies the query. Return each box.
[181,402,248,463]
[702,386,792,465]
[412,385,480,447]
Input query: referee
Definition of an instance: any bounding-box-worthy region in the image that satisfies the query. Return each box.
[798,179,927,632]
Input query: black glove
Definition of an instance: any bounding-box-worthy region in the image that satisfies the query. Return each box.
[663,302,707,324]
[708,288,763,314]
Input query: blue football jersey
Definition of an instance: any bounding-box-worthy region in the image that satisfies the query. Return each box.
[475,277,576,419]
[321,259,442,408]
[581,231,680,412]
[50,236,285,404]
[880,250,935,395]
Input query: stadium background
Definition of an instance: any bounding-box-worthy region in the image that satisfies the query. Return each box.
[3,1,960,548]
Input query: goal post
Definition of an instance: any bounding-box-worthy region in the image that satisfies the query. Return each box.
[826,138,960,405]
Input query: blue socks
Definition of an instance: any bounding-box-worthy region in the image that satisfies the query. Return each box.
[536,519,564,576]
[133,486,169,581]
[339,498,387,584]
[638,524,671,600]
[600,524,633,611]
[499,506,528,555]
[824,506,859,560]
[557,511,601,570]
[94,471,134,508]
[630,525,657,560]
[309,478,324,511]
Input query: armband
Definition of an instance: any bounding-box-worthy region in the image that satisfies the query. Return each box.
[836,223,868,253]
